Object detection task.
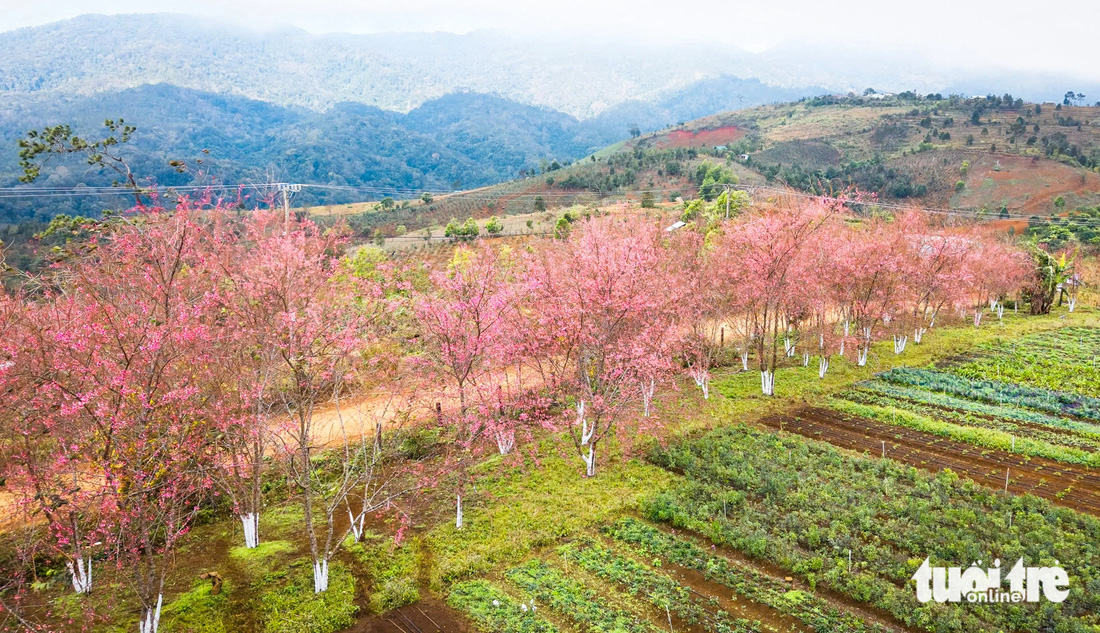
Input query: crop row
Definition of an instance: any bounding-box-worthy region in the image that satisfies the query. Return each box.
[951,327,1100,397]
[558,538,761,633]
[830,395,1100,467]
[603,519,883,633]
[879,367,1100,420]
[447,580,560,633]
[645,424,1100,633]
[856,380,1100,439]
[506,559,660,633]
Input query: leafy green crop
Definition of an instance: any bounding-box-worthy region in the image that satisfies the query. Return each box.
[448,580,560,633]
[644,424,1100,633]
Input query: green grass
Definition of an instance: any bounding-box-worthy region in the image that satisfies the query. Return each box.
[255,559,358,633]
[161,580,232,633]
[427,450,674,586]
[229,540,297,576]
[346,535,422,613]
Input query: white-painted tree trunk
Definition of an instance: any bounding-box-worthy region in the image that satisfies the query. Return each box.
[640,378,656,417]
[240,513,259,549]
[839,337,845,356]
[582,445,596,477]
[844,320,850,336]
[1069,296,1077,312]
[818,356,829,379]
[348,506,366,542]
[495,429,515,455]
[914,327,926,344]
[973,309,983,327]
[857,346,869,367]
[740,351,749,371]
[784,336,795,357]
[760,370,775,396]
[67,557,92,594]
[996,304,1005,320]
[138,594,163,633]
[577,399,597,476]
[802,352,810,366]
[690,367,710,399]
[892,335,907,355]
[313,559,329,593]
[455,494,463,530]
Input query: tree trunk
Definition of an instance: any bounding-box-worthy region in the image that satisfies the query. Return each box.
[67,557,92,594]
[240,513,259,549]
[313,559,329,594]
[138,594,163,633]
[760,370,775,396]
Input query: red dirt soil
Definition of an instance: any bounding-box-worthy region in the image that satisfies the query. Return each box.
[654,126,745,149]
[955,154,1100,215]
[762,407,1100,517]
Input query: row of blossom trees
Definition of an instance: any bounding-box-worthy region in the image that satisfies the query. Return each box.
[0,201,417,630]
[413,195,1035,485]
[0,192,1036,630]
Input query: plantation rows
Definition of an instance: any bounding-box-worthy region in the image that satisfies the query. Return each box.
[765,406,1100,514]
[643,424,1100,633]
[953,327,1100,398]
[849,380,1100,452]
[879,366,1100,421]
[447,522,894,633]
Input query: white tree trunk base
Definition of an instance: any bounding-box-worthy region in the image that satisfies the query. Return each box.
[67,557,93,594]
[818,357,829,379]
[893,335,907,355]
[741,353,749,371]
[240,513,260,549]
[857,347,869,367]
[495,430,515,455]
[455,494,463,530]
[760,370,775,396]
[139,594,163,633]
[313,559,329,594]
[582,445,596,477]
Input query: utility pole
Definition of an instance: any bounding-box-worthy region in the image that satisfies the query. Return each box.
[276,183,302,234]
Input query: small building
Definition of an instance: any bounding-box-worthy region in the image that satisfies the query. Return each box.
[665,221,686,232]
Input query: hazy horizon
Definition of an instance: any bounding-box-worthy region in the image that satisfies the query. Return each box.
[3,1,1100,84]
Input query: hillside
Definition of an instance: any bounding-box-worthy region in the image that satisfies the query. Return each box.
[640,93,1100,216]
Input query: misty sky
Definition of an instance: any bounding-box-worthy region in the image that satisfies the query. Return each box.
[3,0,1099,81]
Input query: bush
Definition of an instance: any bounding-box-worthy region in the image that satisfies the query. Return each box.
[485,216,503,235]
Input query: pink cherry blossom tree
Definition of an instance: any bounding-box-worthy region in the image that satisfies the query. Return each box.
[522,217,678,476]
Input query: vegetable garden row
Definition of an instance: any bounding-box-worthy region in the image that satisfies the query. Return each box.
[447,521,896,633]
[641,423,1100,633]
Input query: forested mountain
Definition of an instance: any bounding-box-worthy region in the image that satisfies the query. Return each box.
[11,13,1095,224]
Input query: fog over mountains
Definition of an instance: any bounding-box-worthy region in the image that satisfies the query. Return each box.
[1,13,1097,221]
